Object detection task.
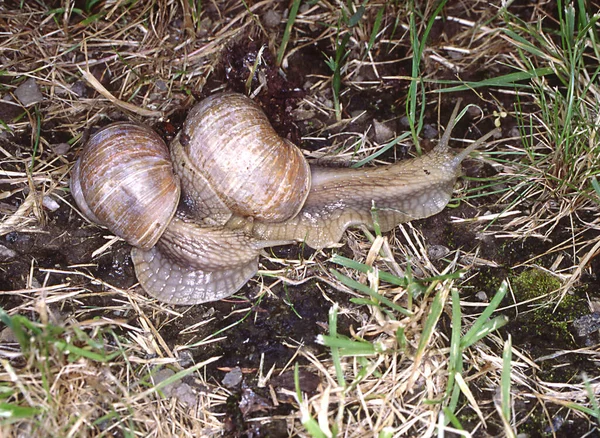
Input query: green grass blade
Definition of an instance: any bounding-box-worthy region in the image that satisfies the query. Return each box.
[415,284,447,361]
[0,402,42,420]
[330,269,412,316]
[54,340,120,363]
[500,335,514,436]
[445,289,463,398]
[406,0,447,154]
[432,67,554,92]
[365,7,384,54]
[330,254,408,287]
[319,335,378,356]
[462,315,509,351]
[276,0,301,67]
[351,132,411,167]
[0,308,30,349]
[327,304,346,387]
[461,281,508,349]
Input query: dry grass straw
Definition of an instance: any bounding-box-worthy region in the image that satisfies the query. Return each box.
[0,0,599,436]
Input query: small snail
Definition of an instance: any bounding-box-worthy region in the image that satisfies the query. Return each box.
[71,93,498,305]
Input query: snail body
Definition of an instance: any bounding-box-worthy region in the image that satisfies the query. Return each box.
[132,216,274,305]
[253,151,464,249]
[71,93,497,305]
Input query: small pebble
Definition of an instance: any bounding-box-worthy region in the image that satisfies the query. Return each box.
[372,119,395,143]
[427,244,449,260]
[50,143,70,156]
[152,368,175,386]
[292,108,315,121]
[422,124,438,139]
[70,81,88,98]
[544,414,564,433]
[239,387,271,415]
[155,80,168,92]
[29,277,41,289]
[0,95,22,121]
[475,291,488,302]
[571,312,600,337]
[42,195,60,212]
[14,78,44,107]
[467,105,482,118]
[176,350,194,368]
[196,18,212,37]
[152,368,198,408]
[0,326,19,343]
[0,243,17,259]
[508,126,520,138]
[321,98,333,109]
[272,369,320,393]
[222,366,243,388]
[447,50,463,60]
[263,10,282,28]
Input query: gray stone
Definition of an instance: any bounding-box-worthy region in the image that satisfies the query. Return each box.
[222,366,243,388]
[14,78,44,107]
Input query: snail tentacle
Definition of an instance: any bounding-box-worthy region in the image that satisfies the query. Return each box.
[434,98,462,153]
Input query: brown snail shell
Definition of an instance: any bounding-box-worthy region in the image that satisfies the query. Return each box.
[175,92,311,223]
[70,122,180,249]
[70,93,499,305]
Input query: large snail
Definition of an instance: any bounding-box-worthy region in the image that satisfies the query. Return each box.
[71,92,498,305]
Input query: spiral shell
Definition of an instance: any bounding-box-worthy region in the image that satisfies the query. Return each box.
[175,93,311,223]
[70,122,180,249]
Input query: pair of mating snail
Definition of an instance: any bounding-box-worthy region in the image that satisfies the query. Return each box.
[71,92,497,305]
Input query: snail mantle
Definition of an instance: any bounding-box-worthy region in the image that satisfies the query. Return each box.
[70,92,498,305]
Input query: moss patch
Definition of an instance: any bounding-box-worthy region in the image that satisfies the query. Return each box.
[510,269,587,348]
[512,269,561,302]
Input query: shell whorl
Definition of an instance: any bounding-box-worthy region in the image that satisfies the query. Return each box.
[70,122,180,249]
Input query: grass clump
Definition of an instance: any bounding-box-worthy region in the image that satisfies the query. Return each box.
[294,253,511,436]
[0,306,222,436]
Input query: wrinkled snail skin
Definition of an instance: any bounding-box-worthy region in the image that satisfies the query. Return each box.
[132,213,299,305]
[71,92,499,305]
[251,152,460,249]
[131,216,283,305]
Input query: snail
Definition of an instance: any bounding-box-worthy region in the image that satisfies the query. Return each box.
[71,92,499,305]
